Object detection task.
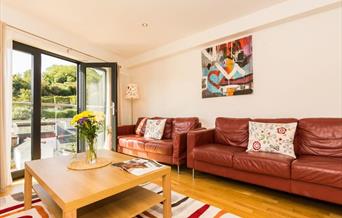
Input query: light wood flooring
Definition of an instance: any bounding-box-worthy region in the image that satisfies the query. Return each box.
[1,167,342,218]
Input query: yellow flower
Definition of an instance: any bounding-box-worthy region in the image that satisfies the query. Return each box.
[70,111,94,125]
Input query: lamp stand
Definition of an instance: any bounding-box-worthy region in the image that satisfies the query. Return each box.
[131,98,134,125]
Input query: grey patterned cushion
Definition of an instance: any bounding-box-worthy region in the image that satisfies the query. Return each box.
[144,119,167,140]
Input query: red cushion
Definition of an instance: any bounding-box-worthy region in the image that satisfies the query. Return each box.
[118,135,146,151]
[233,152,294,178]
[214,117,250,147]
[296,118,342,157]
[145,139,173,155]
[292,155,342,188]
[194,144,245,167]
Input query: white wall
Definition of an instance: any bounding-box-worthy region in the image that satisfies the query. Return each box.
[128,7,342,127]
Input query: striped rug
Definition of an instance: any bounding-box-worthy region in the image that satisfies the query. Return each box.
[0,184,239,218]
[0,192,50,217]
[137,183,239,218]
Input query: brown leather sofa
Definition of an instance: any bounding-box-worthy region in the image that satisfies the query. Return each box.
[117,117,201,170]
[187,117,342,205]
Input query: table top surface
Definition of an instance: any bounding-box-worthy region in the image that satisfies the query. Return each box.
[25,150,170,210]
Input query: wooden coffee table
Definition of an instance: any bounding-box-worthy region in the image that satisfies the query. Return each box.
[24,150,171,218]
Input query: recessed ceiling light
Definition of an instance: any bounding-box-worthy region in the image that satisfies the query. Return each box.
[142,23,149,28]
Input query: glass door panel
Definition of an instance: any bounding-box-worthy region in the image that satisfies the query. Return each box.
[85,67,106,149]
[41,54,78,158]
[11,50,33,171]
[81,63,118,151]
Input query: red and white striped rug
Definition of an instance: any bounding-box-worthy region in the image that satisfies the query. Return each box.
[0,184,239,218]
[138,183,239,218]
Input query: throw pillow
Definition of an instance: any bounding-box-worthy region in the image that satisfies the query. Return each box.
[247,121,297,158]
[144,119,167,140]
[135,117,148,135]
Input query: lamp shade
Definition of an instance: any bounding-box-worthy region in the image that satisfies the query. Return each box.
[125,83,139,99]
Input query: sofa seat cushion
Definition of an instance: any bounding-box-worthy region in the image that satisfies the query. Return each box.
[145,139,173,155]
[118,134,147,151]
[193,144,245,167]
[233,152,294,178]
[292,155,342,188]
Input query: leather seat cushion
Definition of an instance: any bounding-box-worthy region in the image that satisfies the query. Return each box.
[118,135,146,151]
[145,139,173,155]
[233,152,294,178]
[194,144,245,167]
[292,155,342,188]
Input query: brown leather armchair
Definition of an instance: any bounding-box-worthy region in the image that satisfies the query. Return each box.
[117,117,201,172]
[187,117,342,205]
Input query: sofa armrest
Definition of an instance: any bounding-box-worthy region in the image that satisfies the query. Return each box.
[117,125,135,136]
[172,132,188,165]
[187,128,215,168]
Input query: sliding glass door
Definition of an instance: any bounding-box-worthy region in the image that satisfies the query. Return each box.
[10,41,118,178]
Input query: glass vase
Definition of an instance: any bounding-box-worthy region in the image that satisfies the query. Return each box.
[86,138,97,164]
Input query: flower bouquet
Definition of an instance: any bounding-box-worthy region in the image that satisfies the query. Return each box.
[71,111,104,164]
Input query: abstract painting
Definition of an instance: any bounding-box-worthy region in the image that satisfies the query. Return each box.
[201,35,253,98]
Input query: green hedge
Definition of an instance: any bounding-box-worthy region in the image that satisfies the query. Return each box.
[41,108,77,119]
[12,107,31,120]
[41,95,76,104]
[13,106,77,120]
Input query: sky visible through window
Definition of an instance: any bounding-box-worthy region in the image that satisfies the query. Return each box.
[12,50,76,74]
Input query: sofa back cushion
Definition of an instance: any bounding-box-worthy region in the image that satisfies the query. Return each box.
[296,118,342,157]
[152,117,174,139]
[172,117,199,136]
[215,117,250,147]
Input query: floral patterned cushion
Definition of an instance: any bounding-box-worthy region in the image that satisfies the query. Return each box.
[247,121,297,158]
[136,117,148,135]
[144,119,167,140]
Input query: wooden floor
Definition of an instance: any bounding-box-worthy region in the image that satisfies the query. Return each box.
[1,167,342,218]
[163,167,342,218]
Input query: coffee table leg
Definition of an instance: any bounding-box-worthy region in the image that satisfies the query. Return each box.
[63,209,76,218]
[24,168,32,210]
[162,173,171,218]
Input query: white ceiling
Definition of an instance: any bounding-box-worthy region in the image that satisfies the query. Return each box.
[3,0,285,58]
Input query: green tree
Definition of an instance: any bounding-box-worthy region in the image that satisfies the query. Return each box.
[12,74,30,97]
[23,70,32,83]
[43,65,77,85]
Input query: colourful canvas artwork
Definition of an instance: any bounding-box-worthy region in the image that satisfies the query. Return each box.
[201,35,253,98]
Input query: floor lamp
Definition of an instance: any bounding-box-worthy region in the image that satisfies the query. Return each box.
[125,83,139,124]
